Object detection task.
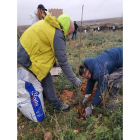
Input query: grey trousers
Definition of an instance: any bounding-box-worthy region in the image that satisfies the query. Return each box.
[41,72,61,109]
[106,67,123,109]
[20,66,62,109]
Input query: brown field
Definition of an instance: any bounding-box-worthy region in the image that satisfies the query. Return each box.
[78,17,123,26]
[17,17,123,32]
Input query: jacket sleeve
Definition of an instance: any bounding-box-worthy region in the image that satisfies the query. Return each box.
[91,74,109,107]
[85,79,96,95]
[53,29,77,83]
[91,83,102,106]
[17,41,32,68]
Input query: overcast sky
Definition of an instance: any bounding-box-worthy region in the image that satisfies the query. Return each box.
[17,0,123,26]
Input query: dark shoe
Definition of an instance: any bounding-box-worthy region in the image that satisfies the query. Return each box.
[54,104,70,112]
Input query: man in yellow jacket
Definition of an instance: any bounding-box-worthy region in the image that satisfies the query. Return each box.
[17,14,81,111]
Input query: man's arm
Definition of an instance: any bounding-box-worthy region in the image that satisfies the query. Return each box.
[53,29,81,86]
[91,84,102,106]
[91,75,109,107]
[82,78,96,107]
[85,79,96,95]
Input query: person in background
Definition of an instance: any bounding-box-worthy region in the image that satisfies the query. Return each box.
[72,21,78,39]
[79,47,123,117]
[17,14,81,112]
[32,4,59,68]
[113,25,116,31]
[32,4,47,25]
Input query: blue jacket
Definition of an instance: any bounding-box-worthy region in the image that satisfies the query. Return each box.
[84,46,123,107]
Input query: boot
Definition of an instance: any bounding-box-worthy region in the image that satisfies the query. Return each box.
[54,104,70,112]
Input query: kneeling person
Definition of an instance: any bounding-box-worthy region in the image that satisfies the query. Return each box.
[79,46,123,117]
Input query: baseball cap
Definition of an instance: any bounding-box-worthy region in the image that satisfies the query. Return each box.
[37,4,47,11]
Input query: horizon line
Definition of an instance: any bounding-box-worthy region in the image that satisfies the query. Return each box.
[18,16,123,26]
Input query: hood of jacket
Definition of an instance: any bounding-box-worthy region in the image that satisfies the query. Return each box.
[84,58,103,80]
[44,14,65,36]
[84,58,95,76]
[44,14,61,28]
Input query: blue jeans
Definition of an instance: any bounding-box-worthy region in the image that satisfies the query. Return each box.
[72,30,77,39]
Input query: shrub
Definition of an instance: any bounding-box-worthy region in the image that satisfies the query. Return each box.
[85,41,92,47]
[81,34,87,40]
[60,130,76,140]
[65,109,78,129]
[118,38,122,42]
[74,53,78,57]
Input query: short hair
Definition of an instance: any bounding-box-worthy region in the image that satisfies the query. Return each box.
[79,64,88,76]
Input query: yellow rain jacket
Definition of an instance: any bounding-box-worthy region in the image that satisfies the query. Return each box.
[19,14,68,81]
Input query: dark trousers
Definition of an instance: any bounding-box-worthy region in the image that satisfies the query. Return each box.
[26,68,61,109]
[72,30,77,39]
[41,72,61,108]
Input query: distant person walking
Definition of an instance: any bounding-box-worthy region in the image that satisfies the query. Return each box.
[98,27,100,32]
[32,4,47,25]
[113,26,116,31]
[72,21,78,39]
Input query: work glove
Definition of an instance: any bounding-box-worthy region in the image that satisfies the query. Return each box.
[85,106,93,118]
[82,97,88,107]
[73,78,81,87]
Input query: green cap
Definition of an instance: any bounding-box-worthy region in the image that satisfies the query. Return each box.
[57,14,70,38]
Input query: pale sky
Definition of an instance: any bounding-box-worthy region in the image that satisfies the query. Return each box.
[18,0,123,25]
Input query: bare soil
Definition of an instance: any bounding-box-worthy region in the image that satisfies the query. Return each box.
[59,80,97,119]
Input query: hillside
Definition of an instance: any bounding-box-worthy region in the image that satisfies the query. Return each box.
[17,17,123,32]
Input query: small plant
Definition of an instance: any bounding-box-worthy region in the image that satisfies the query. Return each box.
[81,34,87,40]
[65,109,78,129]
[85,41,92,47]
[74,53,78,57]
[60,129,76,140]
[82,116,97,131]
[118,38,122,42]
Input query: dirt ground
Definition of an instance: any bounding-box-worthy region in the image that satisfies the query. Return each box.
[60,80,123,119]
[59,80,97,119]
